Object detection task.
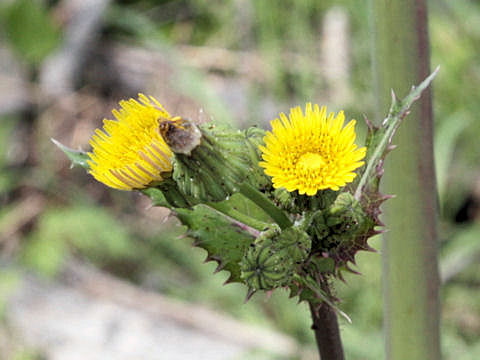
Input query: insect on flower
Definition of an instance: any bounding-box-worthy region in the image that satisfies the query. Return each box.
[157,116,202,155]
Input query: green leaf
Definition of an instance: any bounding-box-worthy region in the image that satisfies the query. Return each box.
[208,193,274,231]
[175,204,257,283]
[51,139,90,169]
[354,67,440,200]
[142,178,199,209]
[142,188,170,208]
[221,193,273,223]
[2,0,61,65]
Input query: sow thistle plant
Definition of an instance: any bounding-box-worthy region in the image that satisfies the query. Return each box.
[54,68,438,357]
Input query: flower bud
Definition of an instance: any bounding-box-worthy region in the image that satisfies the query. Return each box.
[160,120,269,202]
[240,225,311,291]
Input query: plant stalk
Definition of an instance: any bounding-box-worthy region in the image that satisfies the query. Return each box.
[309,302,344,360]
[371,0,441,359]
[238,182,293,230]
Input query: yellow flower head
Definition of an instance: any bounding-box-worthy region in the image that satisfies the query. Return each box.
[87,94,173,190]
[259,103,366,196]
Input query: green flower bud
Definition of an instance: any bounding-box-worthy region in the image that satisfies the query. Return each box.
[240,225,311,291]
[273,188,296,212]
[160,119,268,202]
[275,189,338,214]
[304,191,373,275]
[326,192,365,235]
[307,211,330,240]
[244,127,271,191]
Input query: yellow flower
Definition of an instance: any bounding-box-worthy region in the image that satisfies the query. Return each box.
[259,103,366,196]
[87,94,173,190]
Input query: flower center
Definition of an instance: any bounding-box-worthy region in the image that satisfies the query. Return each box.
[296,152,326,173]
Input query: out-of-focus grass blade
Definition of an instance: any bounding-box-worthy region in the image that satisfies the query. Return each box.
[440,224,480,283]
[435,111,470,206]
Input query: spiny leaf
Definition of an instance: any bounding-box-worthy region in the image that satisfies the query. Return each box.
[51,139,90,170]
[354,67,439,201]
[175,204,257,283]
[338,68,440,273]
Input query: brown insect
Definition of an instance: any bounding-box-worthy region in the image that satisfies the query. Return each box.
[158,116,202,155]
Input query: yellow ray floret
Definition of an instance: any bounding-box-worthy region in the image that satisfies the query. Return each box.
[87,94,173,190]
[259,103,366,196]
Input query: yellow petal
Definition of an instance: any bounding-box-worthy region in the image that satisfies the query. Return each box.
[259,104,366,195]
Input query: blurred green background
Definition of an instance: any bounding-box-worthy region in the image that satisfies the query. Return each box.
[0,0,479,359]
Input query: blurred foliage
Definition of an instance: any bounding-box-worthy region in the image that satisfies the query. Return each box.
[0,116,19,194]
[0,270,20,321]
[0,0,479,359]
[22,205,137,276]
[0,0,60,65]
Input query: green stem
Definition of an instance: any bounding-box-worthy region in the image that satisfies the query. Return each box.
[354,67,439,200]
[238,182,292,230]
[371,1,441,359]
[208,202,270,231]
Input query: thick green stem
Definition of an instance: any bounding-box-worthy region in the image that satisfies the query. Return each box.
[371,1,441,359]
[238,182,293,230]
